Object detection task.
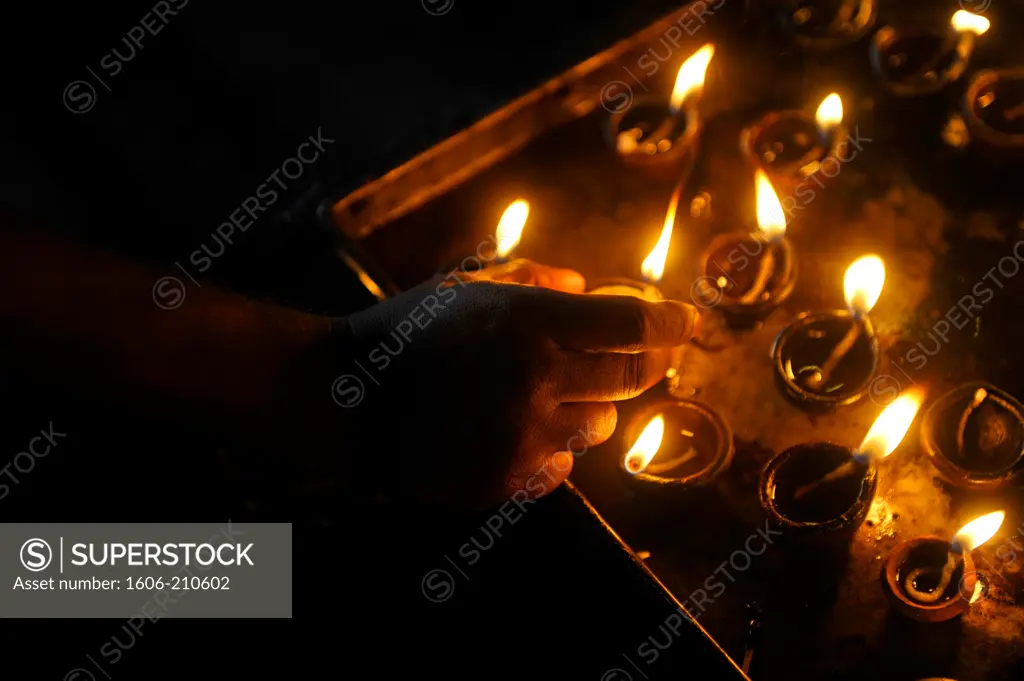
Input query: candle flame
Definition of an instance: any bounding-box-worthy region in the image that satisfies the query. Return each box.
[815,93,843,134]
[843,255,885,316]
[955,510,1005,553]
[755,170,786,241]
[625,415,665,474]
[669,44,715,114]
[951,10,990,36]
[857,389,925,462]
[496,199,530,259]
[641,193,680,283]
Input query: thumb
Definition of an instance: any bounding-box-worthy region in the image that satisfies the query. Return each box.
[512,451,574,501]
[465,259,587,293]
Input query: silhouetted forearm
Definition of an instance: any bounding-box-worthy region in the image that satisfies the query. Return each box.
[0,226,342,464]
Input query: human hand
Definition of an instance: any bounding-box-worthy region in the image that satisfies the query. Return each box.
[456,258,587,292]
[334,260,699,508]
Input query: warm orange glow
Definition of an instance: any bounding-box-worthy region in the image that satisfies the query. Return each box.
[496,199,530,258]
[625,415,665,474]
[970,579,985,604]
[669,44,715,113]
[815,93,843,134]
[857,389,925,461]
[338,252,387,302]
[952,10,991,36]
[641,192,680,283]
[755,170,786,241]
[843,255,885,316]
[955,511,1005,553]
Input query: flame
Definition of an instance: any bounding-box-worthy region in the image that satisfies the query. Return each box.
[755,170,786,241]
[641,192,680,283]
[815,93,843,134]
[857,389,925,462]
[625,415,665,474]
[955,511,1005,553]
[495,199,530,258]
[669,44,715,113]
[843,255,885,316]
[951,10,991,36]
[970,579,985,604]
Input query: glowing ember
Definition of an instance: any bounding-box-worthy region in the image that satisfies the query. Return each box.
[857,389,925,461]
[815,93,843,135]
[625,415,665,474]
[951,10,991,36]
[669,44,715,114]
[955,510,1005,553]
[641,192,680,283]
[843,255,885,316]
[495,199,530,258]
[755,170,786,241]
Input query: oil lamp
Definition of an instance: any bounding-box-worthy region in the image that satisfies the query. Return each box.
[772,254,884,409]
[589,185,681,302]
[882,510,1005,623]
[870,10,990,98]
[621,400,733,489]
[696,170,797,326]
[494,199,529,264]
[963,68,1024,156]
[740,92,847,194]
[759,389,923,541]
[921,382,1024,491]
[604,44,715,179]
[779,0,878,52]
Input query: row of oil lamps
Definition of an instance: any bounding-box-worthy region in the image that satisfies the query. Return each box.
[789,2,1022,151]
[496,205,1007,624]
[611,8,1019,182]
[480,31,1020,624]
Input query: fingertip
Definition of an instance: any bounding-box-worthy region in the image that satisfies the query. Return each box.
[530,451,573,498]
[536,266,585,293]
[661,300,701,344]
[558,269,587,293]
[552,450,575,474]
[590,402,618,445]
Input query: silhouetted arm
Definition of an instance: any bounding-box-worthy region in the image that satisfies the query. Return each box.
[0,225,344,471]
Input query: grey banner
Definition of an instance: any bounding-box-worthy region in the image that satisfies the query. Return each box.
[1,523,291,618]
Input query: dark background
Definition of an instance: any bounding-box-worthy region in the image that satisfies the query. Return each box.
[0,1,748,678]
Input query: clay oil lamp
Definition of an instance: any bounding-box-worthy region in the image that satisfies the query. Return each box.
[695,170,797,327]
[963,68,1024,159]
[882,510,1005,622]
[921,382,1024,491]
[772,254,884,410]
[759,389,924,546]
[621,400,734,490]
[871,10,991,98]
[779,0,878,52]
[740,92,848,196]
[604,44,715,180]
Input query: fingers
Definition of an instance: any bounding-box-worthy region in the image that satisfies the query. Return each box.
[540,292,700,353]
[464,259,586,293]
[553,402,618,452]
[555,349,672,402]
[528,451,575,500]
[505,402,617,500]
